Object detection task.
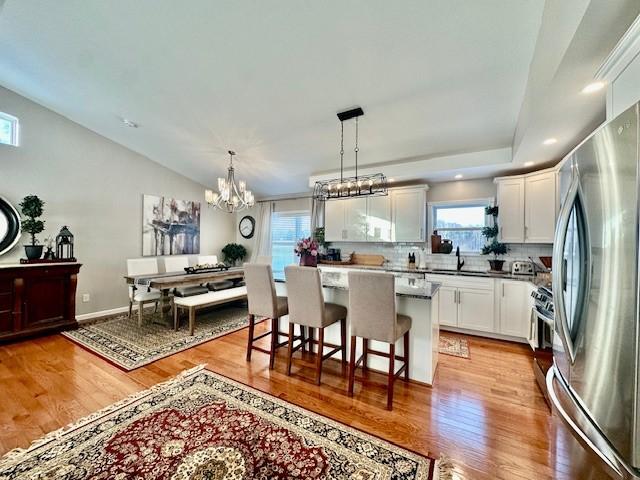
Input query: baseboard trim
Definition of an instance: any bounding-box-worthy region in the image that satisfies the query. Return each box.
[76,303,156,324]
[440,326,528,344]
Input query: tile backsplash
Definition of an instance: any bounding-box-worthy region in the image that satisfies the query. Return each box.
[327,242,553,271]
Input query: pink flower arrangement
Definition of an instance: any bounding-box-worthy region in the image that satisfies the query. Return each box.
[294,237,319,257]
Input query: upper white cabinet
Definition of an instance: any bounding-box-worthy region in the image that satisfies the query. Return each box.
[367,195,392,242]
[323,186,426,243]
[496,178,525,243]
[324,199,347,241]
[495,168,557,244]
[524,171,557,243]
[391,187,427,242]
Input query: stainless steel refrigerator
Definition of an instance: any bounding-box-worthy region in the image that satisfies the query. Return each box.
[547,102,640,479]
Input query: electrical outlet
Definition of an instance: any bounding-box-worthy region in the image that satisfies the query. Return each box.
[82,293,90,303]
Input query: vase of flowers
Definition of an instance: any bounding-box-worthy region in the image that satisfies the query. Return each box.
[295,237,319,267]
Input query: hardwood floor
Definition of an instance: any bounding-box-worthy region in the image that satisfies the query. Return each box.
[0,325,609,479]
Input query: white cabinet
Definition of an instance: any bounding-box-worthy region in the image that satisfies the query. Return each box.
[524,171,556,243]
[392,188,426,242]
[323,186,426,243]
[495,168,558,244]
[324,200,346,241]
[345,197,368,241]
[496,178,525,243]
[438,286,458,327]
[457,288,494,332]
[367,195,392,242]
[498,280,530,338]
[427,273,531,341]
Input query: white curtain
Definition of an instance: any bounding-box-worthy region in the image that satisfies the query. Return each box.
[250,201,273,262]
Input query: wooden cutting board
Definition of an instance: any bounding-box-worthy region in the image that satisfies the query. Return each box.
[351,253,386,267]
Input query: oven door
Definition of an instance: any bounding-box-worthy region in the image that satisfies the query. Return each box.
[527,307,539,350]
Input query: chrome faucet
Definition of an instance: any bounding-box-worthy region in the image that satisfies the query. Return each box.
[456,246,465,271]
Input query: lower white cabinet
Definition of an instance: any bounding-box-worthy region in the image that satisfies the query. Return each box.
[498,280,530,338]
[457,288,494,332]
[438,286,458,327]
[427,273,532,341]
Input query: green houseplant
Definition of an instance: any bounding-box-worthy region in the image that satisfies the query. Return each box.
[222,243,247,266]
[19,195,45,260]
[481,205,508,272]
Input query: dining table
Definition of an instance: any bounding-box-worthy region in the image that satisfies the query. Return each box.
[123,267,244,327]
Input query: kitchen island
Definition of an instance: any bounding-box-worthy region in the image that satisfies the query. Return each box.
[275,269,441,385]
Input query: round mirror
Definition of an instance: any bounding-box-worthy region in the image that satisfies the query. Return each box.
[0,197,21,256]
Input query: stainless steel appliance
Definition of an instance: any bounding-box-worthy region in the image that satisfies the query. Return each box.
[512,260,534,276]
[528,286,554,351]
[546,102,640,479]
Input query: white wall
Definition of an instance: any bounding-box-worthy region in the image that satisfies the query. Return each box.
[427,178,496,203]
[0,86,236,315]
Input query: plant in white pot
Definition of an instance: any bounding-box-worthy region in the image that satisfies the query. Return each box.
[19,195,45,260]
[481,206,508,272]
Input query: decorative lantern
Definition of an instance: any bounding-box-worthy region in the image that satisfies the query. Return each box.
[56,226,75,260]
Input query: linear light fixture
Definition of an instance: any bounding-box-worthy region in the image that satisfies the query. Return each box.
[313,107,387,201]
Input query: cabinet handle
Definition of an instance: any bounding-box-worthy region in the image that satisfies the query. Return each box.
[457,291,461,304]
[502,284,505,297]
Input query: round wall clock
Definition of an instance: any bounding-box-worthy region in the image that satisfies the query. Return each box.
[0,197,21,256]
[239,215,255,239]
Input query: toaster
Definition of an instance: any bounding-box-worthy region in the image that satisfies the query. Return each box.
[511,261,534,276]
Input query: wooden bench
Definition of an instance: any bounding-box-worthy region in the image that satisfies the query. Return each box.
[173,286,247,335]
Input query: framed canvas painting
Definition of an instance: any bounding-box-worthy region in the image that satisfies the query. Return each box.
[142,194,201,256]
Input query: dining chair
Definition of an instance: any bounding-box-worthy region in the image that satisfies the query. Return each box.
[347,271,411,410]
[244,263,296,369]
[126,258,161,327]
[284,265,347,385]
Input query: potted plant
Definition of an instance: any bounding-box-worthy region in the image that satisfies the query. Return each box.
[221,243,247,266]
[481,206,508,272]
[19,195,45,260]
[295,237,319,267]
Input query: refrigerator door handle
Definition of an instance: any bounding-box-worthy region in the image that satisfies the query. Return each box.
[552,174,580,364]
[546,366,640,479]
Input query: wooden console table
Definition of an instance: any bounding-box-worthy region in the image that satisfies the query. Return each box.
[0,262,82,342]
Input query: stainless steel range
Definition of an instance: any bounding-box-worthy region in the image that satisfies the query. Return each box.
[529,285,554,352]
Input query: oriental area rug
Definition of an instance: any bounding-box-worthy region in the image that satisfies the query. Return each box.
[62,306,249,370]
[438,335,470,359]
[0,366,451,479]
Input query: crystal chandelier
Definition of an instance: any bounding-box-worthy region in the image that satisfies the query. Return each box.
[205,150,255,213]
[313,107,387,201]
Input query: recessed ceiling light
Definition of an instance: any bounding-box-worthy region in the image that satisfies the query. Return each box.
[543,138,557,145]
[454,174,463,180]
[388,178,395,183]
[582,82,605,94]
[524,161,535,167]
[122,118,139,128]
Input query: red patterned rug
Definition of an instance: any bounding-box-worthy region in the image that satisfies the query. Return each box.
[0,366,450,479]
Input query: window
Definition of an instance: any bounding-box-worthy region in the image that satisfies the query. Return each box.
[271,210,310,276]
[0,112,19,146]
[429,199,492,253]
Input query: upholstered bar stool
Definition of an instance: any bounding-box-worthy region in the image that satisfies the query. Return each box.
[347,271,411,410]
[244,263,297,369]
[284,265,347,385]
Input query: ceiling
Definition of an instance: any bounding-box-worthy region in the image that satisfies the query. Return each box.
[0,1,637,196]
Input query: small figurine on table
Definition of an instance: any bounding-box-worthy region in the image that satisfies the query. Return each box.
[43,236,56,260]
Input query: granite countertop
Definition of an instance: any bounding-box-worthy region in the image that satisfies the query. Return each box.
[317,262,551,286]
[276,270,440,299]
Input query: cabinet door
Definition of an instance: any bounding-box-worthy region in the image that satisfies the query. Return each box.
[438,286,458,327]
[525,171,556,243]
[457,287,494,332]
[324,200,346,241]
[367,195,392,242]
[345,197,368,241]
[498,280,530,338]
[497,178,525,243]
[392,188,426,242]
